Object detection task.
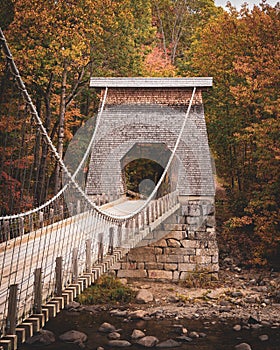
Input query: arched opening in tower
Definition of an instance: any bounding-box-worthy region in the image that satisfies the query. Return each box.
[121,143,178,198]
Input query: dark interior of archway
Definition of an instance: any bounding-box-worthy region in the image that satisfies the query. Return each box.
[123,158,170,198]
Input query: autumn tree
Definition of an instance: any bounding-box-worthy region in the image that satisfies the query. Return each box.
[0,0,14,30]
[151,0,220,67]
[1,0,154,208]
[189,2,280,266]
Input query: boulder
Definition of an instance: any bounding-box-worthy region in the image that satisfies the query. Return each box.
[108,340,132,347]
[136,289,154,304]
[110,309,128,317]
[98,322,116,333]
[137,336,159,347]
[176,335,193,342]
[26,330,55,345]
[131,329,145,340]
[156,339,181,348]
[189,331,199,338]
[108,332,121,340]
[128,310,147,319]
[172,324,184,334]
[234,343,252,350]
[65,301,81,310]
[59,330,87,348]
[259,334,269,341]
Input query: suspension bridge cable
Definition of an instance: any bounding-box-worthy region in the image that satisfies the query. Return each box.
[0,27,109,220]
[0,27,192,223]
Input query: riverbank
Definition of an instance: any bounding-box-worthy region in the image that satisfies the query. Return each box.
[116,264,280,325]
[20,263,280,350]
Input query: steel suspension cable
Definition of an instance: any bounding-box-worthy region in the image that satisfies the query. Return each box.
[0,27,191,223]
[0,27,109,220]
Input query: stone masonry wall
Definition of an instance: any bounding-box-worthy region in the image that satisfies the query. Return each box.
[111,198,219,281]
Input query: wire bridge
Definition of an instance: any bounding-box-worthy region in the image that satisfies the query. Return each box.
[0,192,179,349]
[0,28,187,349]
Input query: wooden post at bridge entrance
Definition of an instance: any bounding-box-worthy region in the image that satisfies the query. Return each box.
[6,284,18,335]
[33,268,42,314]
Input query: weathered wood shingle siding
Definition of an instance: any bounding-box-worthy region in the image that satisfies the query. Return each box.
[86,86,214,197]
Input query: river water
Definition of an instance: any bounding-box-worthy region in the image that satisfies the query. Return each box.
[19,309,280,350]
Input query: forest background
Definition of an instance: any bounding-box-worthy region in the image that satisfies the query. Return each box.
[0,0,279,268]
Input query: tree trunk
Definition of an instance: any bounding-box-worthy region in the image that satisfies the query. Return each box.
[155,4,168,60]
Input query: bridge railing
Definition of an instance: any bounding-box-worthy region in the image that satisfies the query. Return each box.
[0,191,118,244]
[0,190,179,341]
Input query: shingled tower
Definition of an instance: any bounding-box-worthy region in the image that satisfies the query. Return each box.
[87,77,218,280]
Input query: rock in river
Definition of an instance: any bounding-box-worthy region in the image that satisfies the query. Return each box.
[128,310,147,319]
[234,343,252,350]
[131,329,146,340]
[233,324,242,331]
[156,339,181,348]
[108,340,132,347]
[259,334,269,341]
[137,336,159,347]
[98,322,116,333]
[108,332,121,340]
[26,330,55,345]
[59,330,87,348]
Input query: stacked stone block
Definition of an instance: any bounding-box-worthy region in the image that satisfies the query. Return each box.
[112,198,219,281]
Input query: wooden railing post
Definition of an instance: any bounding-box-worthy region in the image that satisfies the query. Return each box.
[117,225,122,247]
[98,233,104,263]
[161,197,164,215]
[135,214,139,234]
[146,206,150,226]
[19,217,24,236]
[55,257,63,296]
[39,211,44,228]
[72,248,79,284]
[86,239,92,273]
[60,205,64,220]
[141,211,145,229]
[155,201,158,218]
[33,268,42,314]
[3,220,10,241]
[29,215,34,233]
[130,219,135,239]
[108,227,114,255]
[69,203,73,217]
[150,203,154,223]
[155,201,158,220]
[159,198,163,217]
[6,284,18,335]
[125,221,129,242]
[50,208,54,224]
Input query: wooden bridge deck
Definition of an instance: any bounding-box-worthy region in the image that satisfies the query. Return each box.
[0,195,179,349]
